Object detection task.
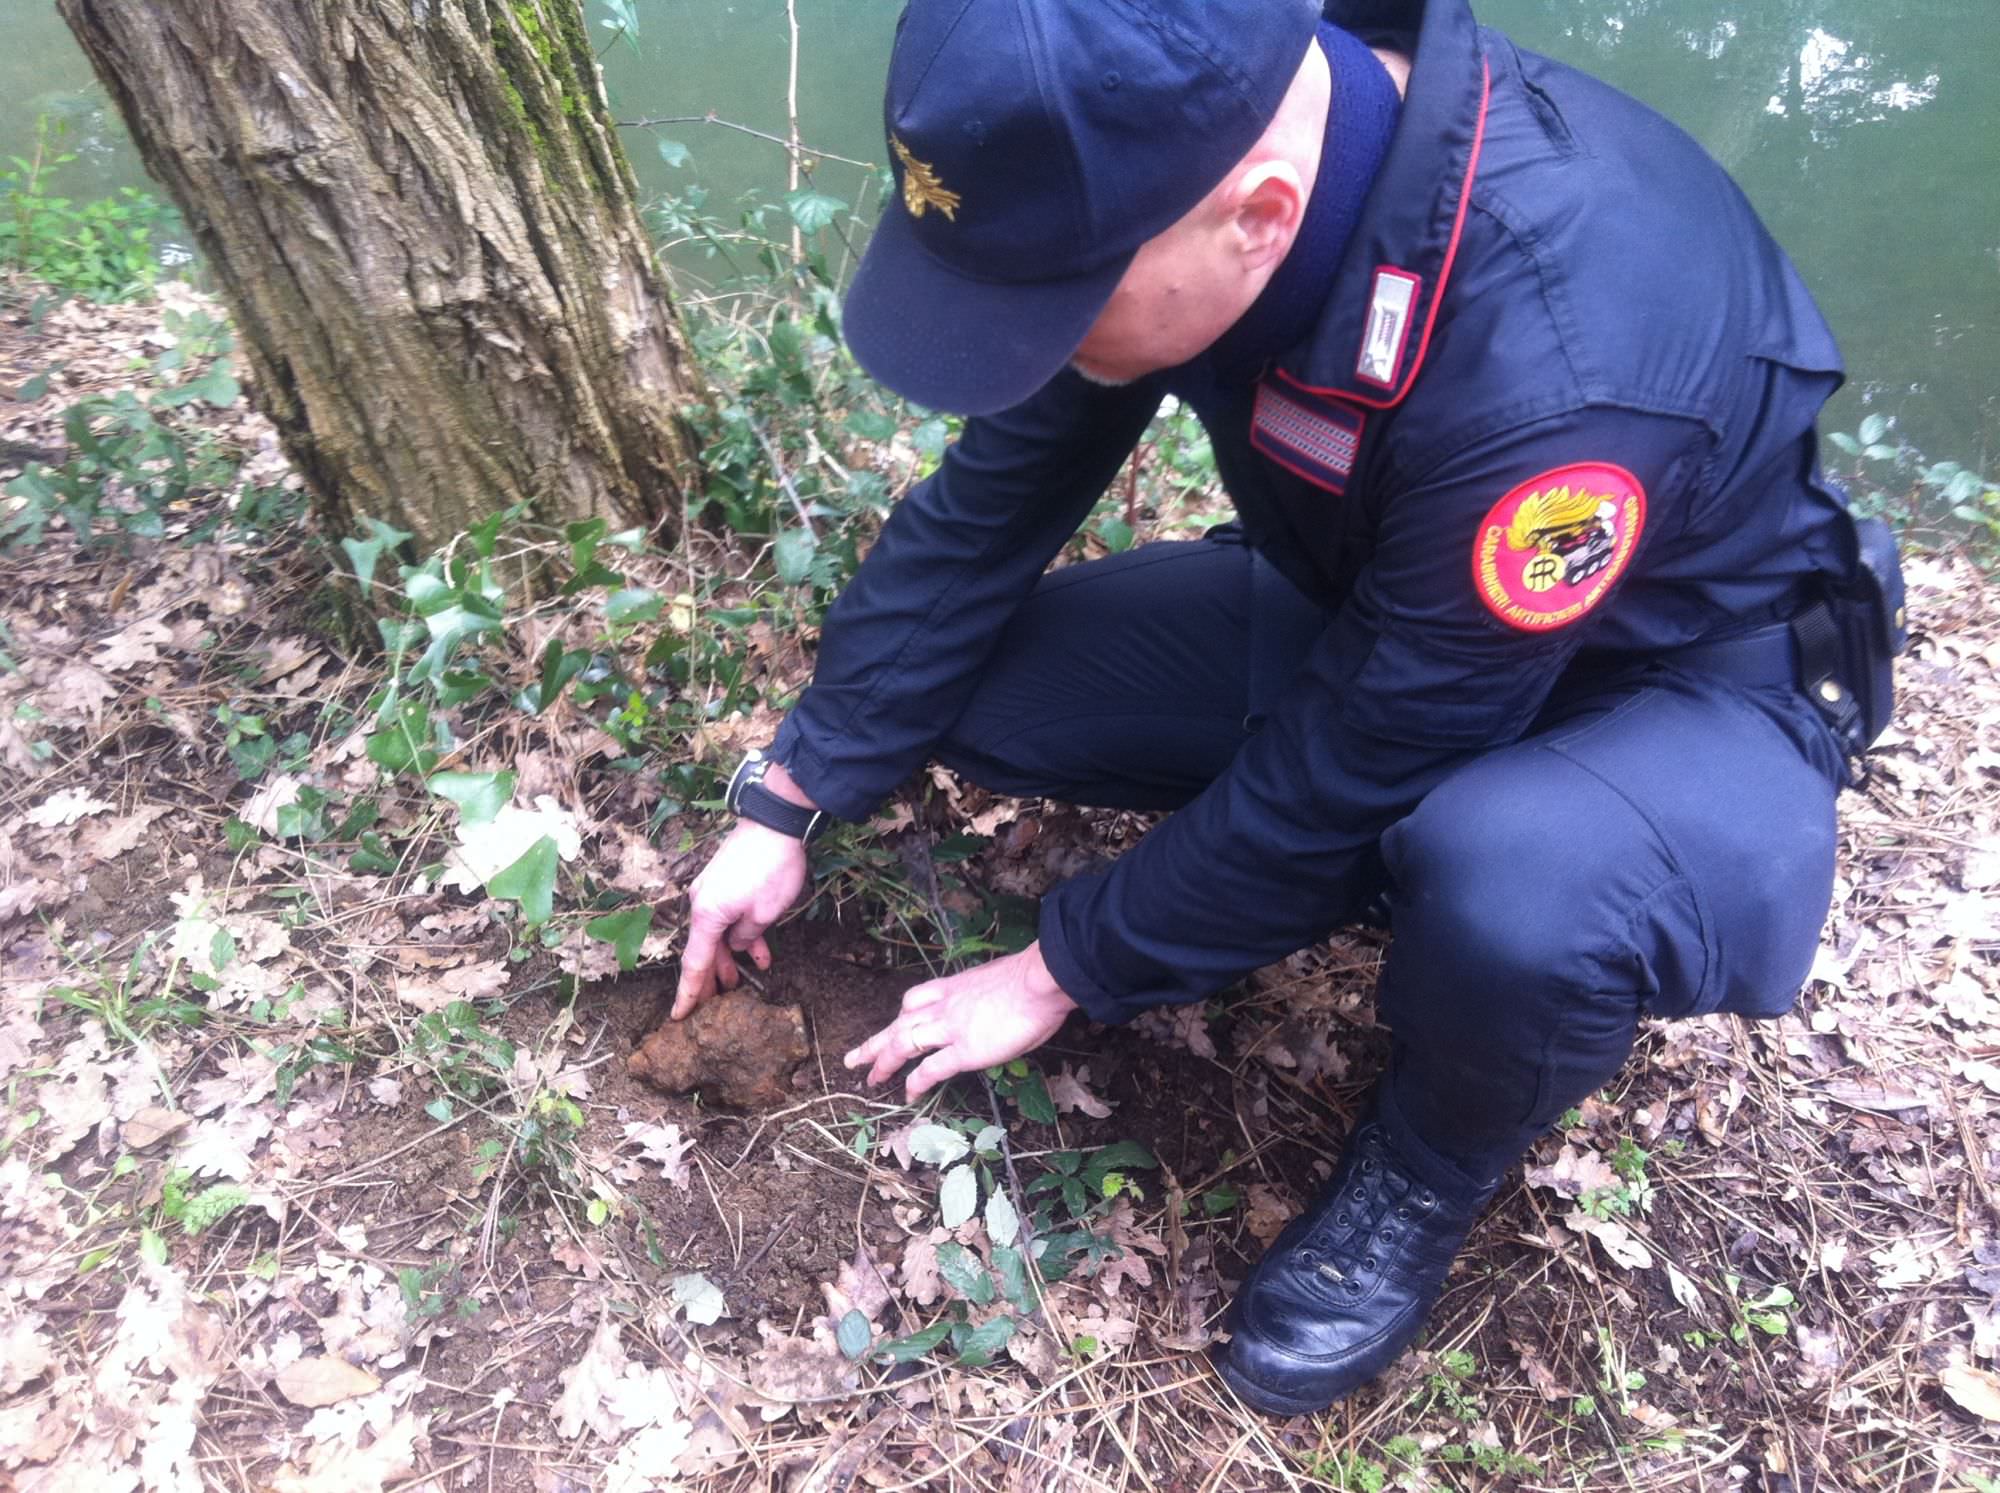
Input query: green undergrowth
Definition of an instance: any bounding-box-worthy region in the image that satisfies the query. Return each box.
[2,113,180,302]
[6,130,1994,1419]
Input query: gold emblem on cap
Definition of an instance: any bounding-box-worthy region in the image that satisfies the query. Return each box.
[891,136,962,221]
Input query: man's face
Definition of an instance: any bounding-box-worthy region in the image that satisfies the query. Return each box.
[1068,213,1264,387]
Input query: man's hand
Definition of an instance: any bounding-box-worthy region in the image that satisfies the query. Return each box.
[844,942,1078,1103]
[672,821,809,1019]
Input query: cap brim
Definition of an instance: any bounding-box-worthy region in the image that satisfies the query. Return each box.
[842,206,1132,417]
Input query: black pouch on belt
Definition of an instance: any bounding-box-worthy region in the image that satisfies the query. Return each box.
[1794,514,1908,760]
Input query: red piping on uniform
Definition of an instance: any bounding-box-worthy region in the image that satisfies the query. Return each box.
[1278,54,1492,412]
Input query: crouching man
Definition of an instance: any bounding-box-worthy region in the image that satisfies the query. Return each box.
[671,0,1901,1416]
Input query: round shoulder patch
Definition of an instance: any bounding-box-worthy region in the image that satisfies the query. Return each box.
[1472,462,1646,632]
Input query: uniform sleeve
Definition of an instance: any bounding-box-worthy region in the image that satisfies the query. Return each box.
[770,369,1164,822]
[1038,407,1706,1023]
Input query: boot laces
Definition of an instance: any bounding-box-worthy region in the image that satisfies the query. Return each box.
[1297,1128,1436,1296]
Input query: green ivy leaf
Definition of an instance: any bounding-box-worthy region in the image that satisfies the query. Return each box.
[340,516,414,593]
[428,770,515,827]
[836,1308,873,1360]
[606,587,663,626]
[1082,1140,1158,1183]
[1858,413,1890,446]
[954,1315,1016,1367]
[487,835,559,926]
[1011,1070,1057,1125]
[1201,1184,1241,1216]
[844,409,898,442]
[878,1319,952,1363]
[991,1244,1031,1308]
[657,138,691,168]
[935,1242,995,1306]
[18,364,60,402]
[585,905,653,971]
[784,189,849,235]
[773,527,817,586]
[425,1097,453,1122]
[532,640,589,715]
[350,833,398,875]
[365,698,437,778]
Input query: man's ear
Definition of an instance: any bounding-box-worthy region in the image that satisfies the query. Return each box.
[1229,162,1308,272]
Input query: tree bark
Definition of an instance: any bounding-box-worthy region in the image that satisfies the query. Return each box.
[57,0,702,555]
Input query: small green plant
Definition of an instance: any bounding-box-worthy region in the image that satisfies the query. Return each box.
[1593,1324,1649,1415]
[398,1259,477,1322]
[3,308,244,550]
[214,703,276,780]
[1024,1139,1159,1224]
[1436,1440,1542,1478]
[1726,1276,1795,1342]
[2,114,177,300]
[1420,1348,1483,1423]
[1828,413,2000,557]
[989,1057,1056,1123]
[48,933,205,1049]
[409,1000,515,1102]
[158,1169,250,1238]
[1297,1450,1388,1492]
[1579,1135,1655,1219]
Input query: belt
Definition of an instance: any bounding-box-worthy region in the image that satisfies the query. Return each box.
[1658,620,1801,690]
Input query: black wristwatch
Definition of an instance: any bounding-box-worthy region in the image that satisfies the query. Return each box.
[725,749,830,842]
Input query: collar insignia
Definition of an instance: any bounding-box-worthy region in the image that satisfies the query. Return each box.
[891,136,962,221]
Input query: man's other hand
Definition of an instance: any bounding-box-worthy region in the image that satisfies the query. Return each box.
[844,942,1078,1103]
[671,821,808,1020]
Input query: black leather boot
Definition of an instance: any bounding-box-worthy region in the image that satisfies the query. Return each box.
[1213,1114,1500,1416]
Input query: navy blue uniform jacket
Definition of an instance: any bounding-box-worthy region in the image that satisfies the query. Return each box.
[769,0,1854,1025]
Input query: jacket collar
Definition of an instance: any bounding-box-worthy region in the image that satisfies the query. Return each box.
[1275,0,1491,409]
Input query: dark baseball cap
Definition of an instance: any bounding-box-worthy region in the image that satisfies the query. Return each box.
[842,0,1324,416]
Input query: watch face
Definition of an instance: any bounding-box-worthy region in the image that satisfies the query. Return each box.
[727,752,766,812]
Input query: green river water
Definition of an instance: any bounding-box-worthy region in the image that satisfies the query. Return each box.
[4,1,1994,466]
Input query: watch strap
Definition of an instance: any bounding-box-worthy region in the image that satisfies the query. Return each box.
[726,752,828,842]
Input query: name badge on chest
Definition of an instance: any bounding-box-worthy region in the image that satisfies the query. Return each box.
[1249,379,1366,495]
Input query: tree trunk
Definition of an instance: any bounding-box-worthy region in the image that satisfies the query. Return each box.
[56,0,703,555]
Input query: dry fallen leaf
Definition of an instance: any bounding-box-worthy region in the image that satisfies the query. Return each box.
[1940,1360,2000,1422]
[622,1120,695,1189]
[121,1106,190,1151]
[1563,1210,1654,1270]
[78,804,172,863]
[271,1408,426,1493]
[555,1319,630,1441]
[1047,1063,1114,1119]
[25,788,114,828]
[0,1307,52,1395]
[1244,1184,1296,1246]
[1525,1144,1624,1199]
[276,1356,383,1408]
[93,616,174,671]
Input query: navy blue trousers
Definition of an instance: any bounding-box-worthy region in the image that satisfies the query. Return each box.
[936,532,1843,1183]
